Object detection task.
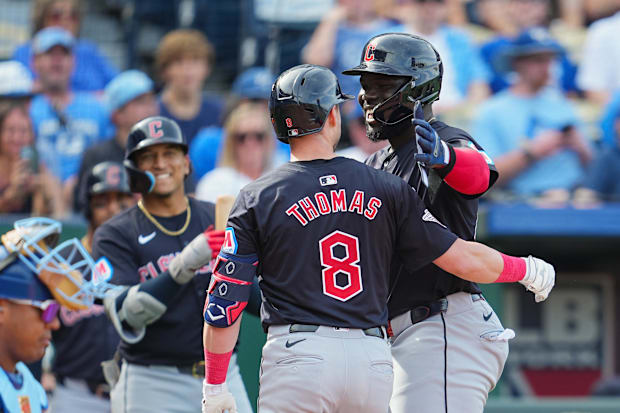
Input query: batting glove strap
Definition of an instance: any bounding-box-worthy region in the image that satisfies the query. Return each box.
[202,382,237,413]
[518,255,556,302]
[169,232,212,284]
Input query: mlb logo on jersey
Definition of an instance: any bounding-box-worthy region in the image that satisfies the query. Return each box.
[221,227,238,254]
[319,175,338,186]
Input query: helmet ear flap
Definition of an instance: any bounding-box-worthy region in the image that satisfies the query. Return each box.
[124,159,155,194]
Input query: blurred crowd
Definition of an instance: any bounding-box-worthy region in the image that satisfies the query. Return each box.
[1,0,620,222]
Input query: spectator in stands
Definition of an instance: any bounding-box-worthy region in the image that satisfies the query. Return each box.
[577,3,620,105]
[195,102,275,202]
[48,162,134,413]
[76,70,157,208]
[12,0,118,92]
[392,0,490,111]
[480,1,578,95]
[0,61,38,106]
[302,0,401,102]
[473,29,592,202]
[336,106,388,162]
[30,27,110,217]
[190,66,282,180]
[574,100,620,204]
[156,29,223,148]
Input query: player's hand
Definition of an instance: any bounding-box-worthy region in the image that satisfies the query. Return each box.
[169,230,213,284]
[206,229,226,260]
[412,101,449,168]
[518,256,555,302]
[202,382,237,413]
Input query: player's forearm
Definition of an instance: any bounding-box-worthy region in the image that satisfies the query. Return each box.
[434,239,504,283]
[203,316,242,385]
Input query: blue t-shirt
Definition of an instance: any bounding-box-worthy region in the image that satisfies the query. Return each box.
[30,93,110,182]
[158,94,224,148]
[0,362,48,413]
[13,39,118,92]
[330,19,402,97]
[582,145,620,199]
[600,91,620,147]
[473,88,585,195]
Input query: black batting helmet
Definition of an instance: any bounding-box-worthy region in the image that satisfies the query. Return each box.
[80,161,131,219]
[124,116,187,193]
[270,64,353,144]
[342,33,443,125]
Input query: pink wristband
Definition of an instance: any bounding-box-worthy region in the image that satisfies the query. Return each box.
[495,253,526,283]
[205,350,233,384]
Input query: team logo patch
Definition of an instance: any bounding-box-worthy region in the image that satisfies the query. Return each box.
[285,117,293,128]
[221,227,238,254]
[93,257,113,284]
[422,209,447,228]
[364,44,376,62]
[147,119,163,139]
[319,175,338,186]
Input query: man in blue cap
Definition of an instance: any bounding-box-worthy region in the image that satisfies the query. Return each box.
[29,27,110,217]
[76,70,158,209]
[473,28,592,202]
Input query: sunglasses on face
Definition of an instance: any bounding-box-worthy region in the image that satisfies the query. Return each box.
[48,9,79,22]
[234,132,267,143]
[8,298,60,323]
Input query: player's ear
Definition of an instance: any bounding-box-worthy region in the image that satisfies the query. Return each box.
[327,105,340,127]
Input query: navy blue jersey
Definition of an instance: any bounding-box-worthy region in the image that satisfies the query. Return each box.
[52,304,118,383]
[223,157,457,330]
[92,198,215,366]
[365,120,498,319]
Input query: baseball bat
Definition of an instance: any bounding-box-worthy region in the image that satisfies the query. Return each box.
[215,195,235,230]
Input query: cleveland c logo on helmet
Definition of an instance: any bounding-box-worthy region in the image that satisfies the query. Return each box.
[364,44,376,62]
[148,120,163,139]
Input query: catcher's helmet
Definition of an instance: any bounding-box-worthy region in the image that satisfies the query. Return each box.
[270,64,353,143]
[342,33,443,125]
[0,251,54,302]
[124,116,187,193]
[80,161,131,219]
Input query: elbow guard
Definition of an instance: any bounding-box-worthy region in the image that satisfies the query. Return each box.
[441,147,490,196]
[104,284,167,344]
[204,253,257,328]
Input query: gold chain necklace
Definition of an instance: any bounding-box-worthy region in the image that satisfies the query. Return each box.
[138,197,191,236]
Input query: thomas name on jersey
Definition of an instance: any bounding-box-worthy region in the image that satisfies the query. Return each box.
[286,189,383,226]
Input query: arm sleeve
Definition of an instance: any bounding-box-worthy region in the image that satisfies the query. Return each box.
[92,224,140,285]
[392,181,458,271]
[437,139,493,196]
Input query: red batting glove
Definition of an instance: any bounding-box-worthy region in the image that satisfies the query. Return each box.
[205,229,226,260]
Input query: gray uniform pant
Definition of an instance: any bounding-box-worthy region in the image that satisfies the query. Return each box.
[389,292,510,413]
[259,325,393,413]
[49,378,110,413]
[110,353,252,413]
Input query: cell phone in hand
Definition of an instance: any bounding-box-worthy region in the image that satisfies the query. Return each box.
[20,146,39,173]
[559,124,575,135]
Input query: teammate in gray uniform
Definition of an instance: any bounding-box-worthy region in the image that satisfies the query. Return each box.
[168,65,555,413]
[343,32,525,412]
[94,117,253,412]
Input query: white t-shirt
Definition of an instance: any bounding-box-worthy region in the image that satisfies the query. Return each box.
[577,11,620,92]
[195,167,252,203]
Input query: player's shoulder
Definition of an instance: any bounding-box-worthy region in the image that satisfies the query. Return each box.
[364,146,392,167]
[95,205,139,240]
[432,120,474,144]
[189,197,216,219]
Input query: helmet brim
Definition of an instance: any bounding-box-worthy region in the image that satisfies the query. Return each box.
[342,62,414,77]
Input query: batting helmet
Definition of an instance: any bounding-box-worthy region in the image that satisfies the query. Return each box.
[342,33,443,125]
[269,64,353,143]
[80,161,131,219]
[124,116,187,193]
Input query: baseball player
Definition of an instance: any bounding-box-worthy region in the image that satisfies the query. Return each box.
[0,216,106,413]
[48,161,135,412]
[343,32,512,412]
[93,117,253,412]
[168,64,554,413]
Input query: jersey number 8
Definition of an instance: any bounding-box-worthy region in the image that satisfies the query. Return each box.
[319,230,363,302]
